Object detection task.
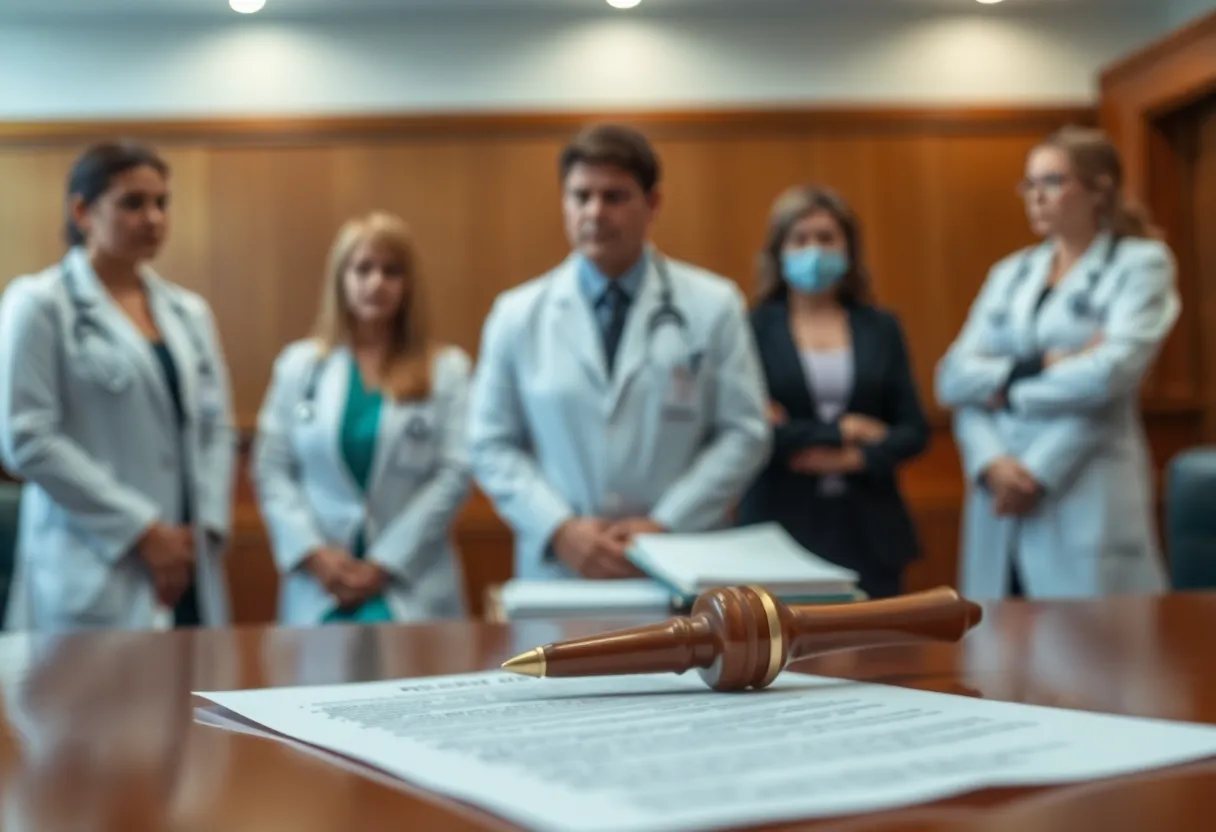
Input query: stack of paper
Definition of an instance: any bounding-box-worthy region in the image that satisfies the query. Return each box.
[626,522,860,604]
[499,579,676,620]
[496,524,858,621]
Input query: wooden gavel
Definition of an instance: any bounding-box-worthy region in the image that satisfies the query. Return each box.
[501,585,983,691]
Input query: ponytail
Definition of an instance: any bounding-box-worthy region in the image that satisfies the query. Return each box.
[64,213,85,248]
[1038,125,1163,242]
[1108,193,1161,240]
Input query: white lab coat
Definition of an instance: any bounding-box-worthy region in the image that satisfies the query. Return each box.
[0,247,237,631]
[467,251,773,580]
[250,340,471,626]
[935,231,1179,599]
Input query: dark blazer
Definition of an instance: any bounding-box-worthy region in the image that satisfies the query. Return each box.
[737,299,930,571]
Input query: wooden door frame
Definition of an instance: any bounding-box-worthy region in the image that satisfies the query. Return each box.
[1101,11,1216,441]
[1100,11,1216,198]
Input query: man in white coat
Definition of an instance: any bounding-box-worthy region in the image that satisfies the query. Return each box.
[467,124,772,581]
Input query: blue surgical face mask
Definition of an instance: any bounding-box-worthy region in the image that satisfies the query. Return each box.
[781,246,849,294]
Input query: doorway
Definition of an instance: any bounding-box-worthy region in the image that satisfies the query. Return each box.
[1159,94,1216,440]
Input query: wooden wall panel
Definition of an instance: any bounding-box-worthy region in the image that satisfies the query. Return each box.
[1,106,1202,623]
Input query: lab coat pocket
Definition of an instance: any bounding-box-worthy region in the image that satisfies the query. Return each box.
[65,341,135,396]
[392,410,438,475]
[32,525,114,618]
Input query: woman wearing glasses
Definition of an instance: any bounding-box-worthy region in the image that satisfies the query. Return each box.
[935,126,1179,600]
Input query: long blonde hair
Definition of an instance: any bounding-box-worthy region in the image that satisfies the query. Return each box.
[312,211,433,400]
[1039,125,1161,239]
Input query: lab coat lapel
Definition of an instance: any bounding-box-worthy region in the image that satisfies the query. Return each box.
[145,277,197,423]
[607,258,661,413]
[66,249,174,422]
[1030,231,1113,344]
[1006,244,1053,354]
[549,258,608,391]
[313,347,363,502]
[368,382,411,494]
[1048,231,1114,303]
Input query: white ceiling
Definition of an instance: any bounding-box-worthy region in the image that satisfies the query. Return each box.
[0,0,1161,20]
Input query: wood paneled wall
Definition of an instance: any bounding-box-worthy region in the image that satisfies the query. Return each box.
[0,107,1204,623]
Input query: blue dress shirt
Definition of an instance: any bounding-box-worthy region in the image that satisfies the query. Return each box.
[576,251,648,331]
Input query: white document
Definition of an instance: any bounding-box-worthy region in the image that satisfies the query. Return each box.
[500,579,676,620]
[194,707,426,796]
[628,523,858,596]
[195,670,1216,832]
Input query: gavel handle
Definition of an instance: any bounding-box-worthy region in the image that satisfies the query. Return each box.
[785,588,983,662]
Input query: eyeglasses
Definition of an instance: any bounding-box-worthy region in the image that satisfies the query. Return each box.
[1016,173,1069,198]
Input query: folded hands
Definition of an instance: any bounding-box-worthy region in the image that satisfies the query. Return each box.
[305,547,390,608]
[550,516,665,579]
[768,402,887,476]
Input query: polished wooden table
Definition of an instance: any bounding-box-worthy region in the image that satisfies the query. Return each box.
[3,593,1216,830]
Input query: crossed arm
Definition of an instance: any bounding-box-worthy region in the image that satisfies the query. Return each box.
[938,243,1179,514]
[1005,249,1179,417]
[938,245,1178,414]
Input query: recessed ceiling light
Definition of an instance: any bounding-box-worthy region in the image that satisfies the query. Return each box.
[975,0,1005,4]
[606,0,642,8]
[230,0,266,13]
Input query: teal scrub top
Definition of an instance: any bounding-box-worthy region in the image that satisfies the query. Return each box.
[323,355,394,624]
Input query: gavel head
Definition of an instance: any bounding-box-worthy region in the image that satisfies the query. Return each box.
[688,584,984,693]
[690,586,789,693]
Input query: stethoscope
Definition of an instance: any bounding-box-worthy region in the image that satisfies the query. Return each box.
[292,252,697,421]
[643,253,700,375]
[989,236,1123,328]
[295,361,324,422]
[61,258,216,386]
[294,359,431,442]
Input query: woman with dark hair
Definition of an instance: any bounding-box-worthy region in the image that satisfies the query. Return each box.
[736,185,929,598]
[0,140,236,631]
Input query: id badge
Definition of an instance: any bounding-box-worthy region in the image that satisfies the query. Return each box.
[395,414,436,473]
[197,383,223,446]
[198,383,223,419]
[661,364,700,422]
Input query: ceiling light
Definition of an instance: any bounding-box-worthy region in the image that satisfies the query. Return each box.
[606,0,642,8]
[975,0,1005,4]
[230,0,266,12]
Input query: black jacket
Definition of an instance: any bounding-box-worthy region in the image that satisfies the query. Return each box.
[737,300,930,570]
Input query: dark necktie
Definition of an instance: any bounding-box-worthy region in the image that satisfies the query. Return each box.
[600,282,630,376]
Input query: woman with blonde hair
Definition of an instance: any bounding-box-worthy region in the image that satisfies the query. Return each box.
[935,126,1179,599]
[251,212,472,625]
